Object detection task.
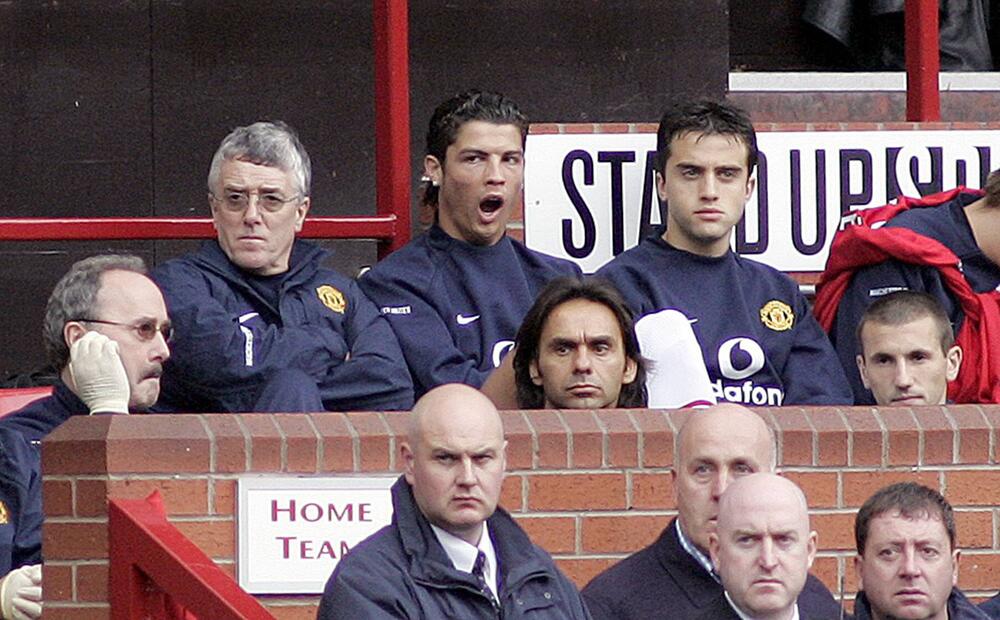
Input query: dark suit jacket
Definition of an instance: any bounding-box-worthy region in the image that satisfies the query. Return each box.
[581,519,846,620]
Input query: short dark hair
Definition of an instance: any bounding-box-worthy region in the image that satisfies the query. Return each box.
[513,277,648,408]
[857,290,954,356]
[43,254,148,369]
[985,167,1000,208]
[855,482,956,555]
[655,99,758,174]
[422,89,529,206]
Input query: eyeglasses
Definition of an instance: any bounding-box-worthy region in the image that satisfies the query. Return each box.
[72,318,174,344]
[210,189,302,213]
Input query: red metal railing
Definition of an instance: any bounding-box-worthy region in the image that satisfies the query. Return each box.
[905,0,941,122]
[109,493,274,620]
[0,0,411,260]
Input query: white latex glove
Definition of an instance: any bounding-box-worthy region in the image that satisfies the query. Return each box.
[0,564,42,620]
[69,331,130,414]
[635,309,717,409]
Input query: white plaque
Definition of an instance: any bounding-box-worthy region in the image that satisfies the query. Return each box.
[237,475,396,594]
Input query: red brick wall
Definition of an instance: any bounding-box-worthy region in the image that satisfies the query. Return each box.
[42,406,1000,619]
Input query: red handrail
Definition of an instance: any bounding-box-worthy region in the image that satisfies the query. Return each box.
[0,216,396,241]
[109,494,274,620]
[905,0,941,122]
[1,0,412,259]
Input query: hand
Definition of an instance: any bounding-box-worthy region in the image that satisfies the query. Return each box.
[69,331,131,414]
[0,564,42,620]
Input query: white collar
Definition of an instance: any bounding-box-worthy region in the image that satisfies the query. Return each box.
[675,519,719,581]
[430,522,499,600]
[724,591,799,620]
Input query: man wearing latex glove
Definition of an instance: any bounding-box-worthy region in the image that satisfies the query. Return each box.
[0,427,43,619]
[0,564,41,620]
[1,254,171,443]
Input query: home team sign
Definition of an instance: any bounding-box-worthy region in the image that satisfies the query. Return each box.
[238,476,396,594]
[524,130,1000,273]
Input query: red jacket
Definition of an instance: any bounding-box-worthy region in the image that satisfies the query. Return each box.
[814,188,1000,404]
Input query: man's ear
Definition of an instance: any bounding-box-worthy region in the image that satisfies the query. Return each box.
[853,554,865,592]
[424,155,443,187]
[708,532,721,572]
[951,548,961,586]
[655,170,668,203]
[743,175,756,203]
[945,345,962,381]
[856,355,871,389]
[63,321,88,352]
[806,530,818,569]
[529,359,543,387]
[294,197,310,233]
[401,442,416,484]
[622,357,638,385]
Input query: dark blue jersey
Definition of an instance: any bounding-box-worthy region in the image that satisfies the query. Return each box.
[598,234,851,406]
[359,226,582,398]
[0,380,85,446]
[152,240,413,413]
[830,192,1000,403]
[0,428,42,575]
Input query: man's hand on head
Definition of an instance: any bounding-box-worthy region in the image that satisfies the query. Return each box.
[0,564,42,620]
[69,331,130,414]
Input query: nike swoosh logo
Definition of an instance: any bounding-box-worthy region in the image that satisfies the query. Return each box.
[456,314,481,325]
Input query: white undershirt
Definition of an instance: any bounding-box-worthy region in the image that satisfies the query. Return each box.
[430,522,500,602]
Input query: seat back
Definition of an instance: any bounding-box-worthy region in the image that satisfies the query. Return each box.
[0,387,53,417]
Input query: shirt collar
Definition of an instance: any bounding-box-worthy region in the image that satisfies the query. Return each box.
[724,591,799,620]
[430,522,500,599]
[675,519,719,581]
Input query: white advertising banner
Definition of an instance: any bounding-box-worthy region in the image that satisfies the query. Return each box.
[524,130,1000,273]
[237,476,396,594]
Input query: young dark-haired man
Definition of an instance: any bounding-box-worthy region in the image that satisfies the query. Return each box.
[360,90,581,398]
[598,99,850,406]
[855,291,962,406]
[816,168,1000,404]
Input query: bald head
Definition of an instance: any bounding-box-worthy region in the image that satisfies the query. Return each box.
[711,474,817,620]
[672,403,777,553]
[718,474,809,530]
[402,384,507,545]
[675,403,776,471]
[408,383,505,448]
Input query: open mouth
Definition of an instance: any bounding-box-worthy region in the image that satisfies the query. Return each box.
[480,196,504,214]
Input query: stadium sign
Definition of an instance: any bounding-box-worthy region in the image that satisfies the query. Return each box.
[524,130,1000,273]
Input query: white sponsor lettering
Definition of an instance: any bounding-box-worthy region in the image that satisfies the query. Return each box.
[717,337,766,380]
[380,305,411,315]
[491,340,515,367]
[711,379,784,406]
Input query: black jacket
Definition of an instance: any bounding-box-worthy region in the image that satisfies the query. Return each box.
[854,588,990,620]
[581,519,845,620]
[317,476,591,619]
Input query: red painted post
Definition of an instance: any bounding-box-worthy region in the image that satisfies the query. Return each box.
[905,0,940,121]
[373,0,412,259]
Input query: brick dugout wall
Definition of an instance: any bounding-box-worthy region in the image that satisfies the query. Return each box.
[42,406,1000,619]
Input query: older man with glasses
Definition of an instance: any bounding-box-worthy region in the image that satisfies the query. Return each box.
[0,253,169,619]
[151,121,412,413]
[2,254,171,441]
